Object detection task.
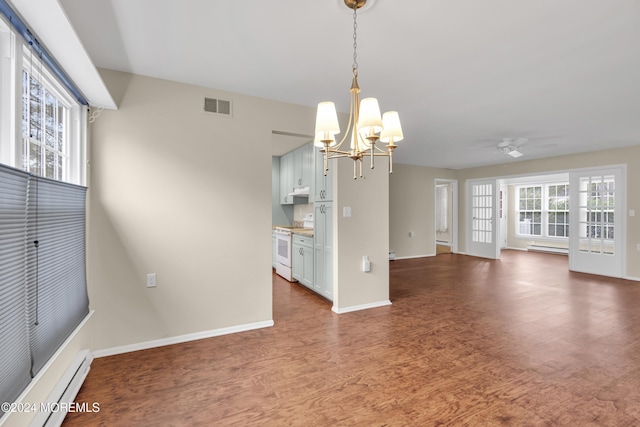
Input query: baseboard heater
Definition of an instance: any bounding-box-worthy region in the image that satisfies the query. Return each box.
[29,350,93,427]
[527,245,568,255]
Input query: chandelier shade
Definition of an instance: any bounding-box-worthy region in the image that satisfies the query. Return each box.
[380,111,404,144]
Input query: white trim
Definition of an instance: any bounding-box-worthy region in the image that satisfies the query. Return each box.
[332,300,392,314]
[504,246,527,251]
[92,320,275,358]
[624,276,640,282]
[393,254,435,260]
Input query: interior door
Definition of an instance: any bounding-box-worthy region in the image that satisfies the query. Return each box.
[467,179,499,259]
[569,167,625,277]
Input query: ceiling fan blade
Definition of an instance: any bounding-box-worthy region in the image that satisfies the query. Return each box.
[497,138,513,148]
[512,137,528,148]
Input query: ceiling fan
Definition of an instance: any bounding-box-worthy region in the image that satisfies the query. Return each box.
[497,137,528,158]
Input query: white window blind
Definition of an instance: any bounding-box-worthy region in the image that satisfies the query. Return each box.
[0,163,88,418]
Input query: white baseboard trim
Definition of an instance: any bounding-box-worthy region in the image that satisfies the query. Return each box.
[393,254,435,260]
[505,246,527,251]
[332,300,392,314]
[93,319,274,358]
[625,276,640,282]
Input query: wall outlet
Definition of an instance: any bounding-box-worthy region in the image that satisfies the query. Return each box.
[362,256,371,273]
[637,243,640,252]
[146,273,157,288]
[409,231,415,237]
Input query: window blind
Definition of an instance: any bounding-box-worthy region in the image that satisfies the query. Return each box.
[27,175,89,375]
[0,166,32,413]
[0,164,88,418]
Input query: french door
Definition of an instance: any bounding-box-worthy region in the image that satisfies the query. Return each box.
[569,167,625,277]
[467,179,499,259]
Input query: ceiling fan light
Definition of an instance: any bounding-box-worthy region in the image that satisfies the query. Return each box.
[380,111,403,143]
[508,149,523,158]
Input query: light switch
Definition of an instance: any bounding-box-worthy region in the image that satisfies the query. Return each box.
[343,207,352,217]
[630,210,636,217]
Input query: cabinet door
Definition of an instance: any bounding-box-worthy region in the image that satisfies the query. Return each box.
[280,152,293,204]
[301,245,314,288]
[313,148,333,202]
[293,146,303,188]
[301,142,312,188]
[322,202,333,299]
[292,243,302,281]
[314,203,325,291]
[313,202,333,300]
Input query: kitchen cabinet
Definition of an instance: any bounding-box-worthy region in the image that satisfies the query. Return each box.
[279,151,294,204]
[292,233,314,289]
[313,146,333,202]
[280,142,313,205]
[314,202,333,301]
[293,143,312,189]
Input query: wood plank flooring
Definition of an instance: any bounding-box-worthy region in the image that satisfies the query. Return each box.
[64,251,640,426]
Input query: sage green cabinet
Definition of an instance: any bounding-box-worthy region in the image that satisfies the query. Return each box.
[313,146,333,202]
[293,143,312,189]
[292,233,314,289]
[314,202,333,301]
[280,142,313,205]
[279,152,294,205]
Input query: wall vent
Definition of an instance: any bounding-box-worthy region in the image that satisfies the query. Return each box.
[204,97,232,116]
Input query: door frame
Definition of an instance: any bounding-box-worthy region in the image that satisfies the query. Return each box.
[435,179,459,254]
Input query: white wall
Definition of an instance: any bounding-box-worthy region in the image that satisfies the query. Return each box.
[87,69,316,352]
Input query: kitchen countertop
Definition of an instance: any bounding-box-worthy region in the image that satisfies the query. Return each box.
[273,225,314,238]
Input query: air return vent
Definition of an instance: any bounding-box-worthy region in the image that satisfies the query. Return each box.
[204,97,232,116]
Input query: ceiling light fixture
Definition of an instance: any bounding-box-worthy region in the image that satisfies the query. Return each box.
[314,0,404,179]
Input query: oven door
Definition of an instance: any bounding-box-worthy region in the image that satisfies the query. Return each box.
[275,231,292,267]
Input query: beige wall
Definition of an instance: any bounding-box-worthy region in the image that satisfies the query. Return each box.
[88,70,316,351]
[333,158,390,310]
[389,164,457,259]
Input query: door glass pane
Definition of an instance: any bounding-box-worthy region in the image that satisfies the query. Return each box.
[471,184,492,244]
[577,175,615,255]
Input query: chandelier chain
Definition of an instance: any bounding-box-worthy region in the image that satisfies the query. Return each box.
[352,5,358,76]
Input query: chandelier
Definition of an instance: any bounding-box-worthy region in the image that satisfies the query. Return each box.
[314,0,404,180]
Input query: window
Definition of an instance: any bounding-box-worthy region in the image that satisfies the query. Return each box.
[548,184,569,237]
[20,48,84,184]
[518,186,542,236]
[1,17,85,185]
[517,183,570,239]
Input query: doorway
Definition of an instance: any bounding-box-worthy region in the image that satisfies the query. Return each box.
[435,179,458,254]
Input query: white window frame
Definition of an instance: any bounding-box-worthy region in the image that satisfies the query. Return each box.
[0,18,86,185]
[516,182,570,241]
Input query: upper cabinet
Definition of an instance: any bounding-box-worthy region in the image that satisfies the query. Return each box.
[293,143,312,189]
[280,141,314,205]
[279,151,294,205]
[313,146,333,202]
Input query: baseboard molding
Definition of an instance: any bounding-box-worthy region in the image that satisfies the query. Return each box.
[393,254,435,260]
[93,320,274,358]
[332,300,392,314]
[625,276,640,282]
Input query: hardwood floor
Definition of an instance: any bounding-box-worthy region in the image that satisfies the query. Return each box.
[64,251,640,426]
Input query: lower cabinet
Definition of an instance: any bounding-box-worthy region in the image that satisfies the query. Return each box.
[292,234,314,289]
[314,202,333,301]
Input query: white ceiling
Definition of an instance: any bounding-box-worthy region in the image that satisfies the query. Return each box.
[57,0,640,169]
